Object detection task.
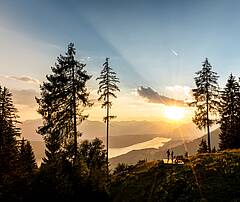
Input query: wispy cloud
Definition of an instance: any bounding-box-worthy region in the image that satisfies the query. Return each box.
[79,56,92,62]
[165,85,192,100]
[137,86,185,106]
[3,75,41,85]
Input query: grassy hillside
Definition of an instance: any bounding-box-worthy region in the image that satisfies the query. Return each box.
[110,149,240,202]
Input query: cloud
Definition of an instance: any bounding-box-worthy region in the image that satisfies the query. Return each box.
[3,75,40,85]
[11,89,39,107]
[137,86,185,106]
[79,56,92,62]
[165,85,192,100]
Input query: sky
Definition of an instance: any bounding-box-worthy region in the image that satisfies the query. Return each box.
[1,0,240,122]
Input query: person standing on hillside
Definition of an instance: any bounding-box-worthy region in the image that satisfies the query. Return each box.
[171,151,174,164]
[166,149,170,162]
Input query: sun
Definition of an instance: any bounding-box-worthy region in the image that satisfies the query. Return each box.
[164,106,185,121]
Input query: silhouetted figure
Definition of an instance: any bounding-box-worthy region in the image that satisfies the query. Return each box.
[166,149,170,162]
[185,152,188,158]
[171,151,174,164]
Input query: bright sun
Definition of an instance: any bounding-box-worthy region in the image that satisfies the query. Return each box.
[164,106,185,121]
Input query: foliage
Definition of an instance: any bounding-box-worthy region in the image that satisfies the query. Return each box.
[218,74,240,150]
[0,86,21,201]
[18,139,37,174]
[96,57,120,110]
[36,43,92,164]
[110,150,240,202]
[78,138,108,190]
[190,58,219,152]
[96,57,120,170]
[197,138,208,154]
[0,86,20,177]
[113,163,130,175]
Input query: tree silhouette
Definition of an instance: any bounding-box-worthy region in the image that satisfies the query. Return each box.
[18,138,37,173]
[96,57,120,170]
[218,74,240,150]
[36,43,92,165]
[211,146,216,153]
[197,139,208,154]
[79,138,108,190]
[0,86,20,176]
[190,58,219,152]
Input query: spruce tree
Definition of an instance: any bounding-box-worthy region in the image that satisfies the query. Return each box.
[36,43,92,165]
[18,138,37,173]
[218,74,240,150]
[0,86,20,176]
[197,138,208,154]
[96,57,120,170]
[190,58,219,152]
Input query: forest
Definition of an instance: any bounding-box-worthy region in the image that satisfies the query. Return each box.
[1,43,240,201]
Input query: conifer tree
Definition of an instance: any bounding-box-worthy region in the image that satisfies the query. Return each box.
[211,146,216,153]
[197,139,208,154]
[218,74,240,150]
[96,57,120,169]
[18,138,37,173]
[79,138,107,189]
[190,58,219,152]
[0,86,20,176]
[36,43,92,165]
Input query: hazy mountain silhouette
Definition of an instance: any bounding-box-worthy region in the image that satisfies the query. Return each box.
[21,119,203,142]
[21,119,205,166]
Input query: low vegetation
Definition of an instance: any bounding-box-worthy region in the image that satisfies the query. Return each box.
[110,150,240,202]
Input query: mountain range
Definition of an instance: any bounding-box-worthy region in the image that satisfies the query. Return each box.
[20,119,211,167]
[21,119,204,143]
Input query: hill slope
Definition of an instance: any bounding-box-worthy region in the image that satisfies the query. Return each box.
[110,149,240,202]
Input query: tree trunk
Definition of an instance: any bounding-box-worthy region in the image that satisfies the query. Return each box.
[106,60,109,174]
[72,65,77,165]
[206,92,211,153]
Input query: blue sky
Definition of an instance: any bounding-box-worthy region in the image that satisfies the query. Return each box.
[0,0,240,121]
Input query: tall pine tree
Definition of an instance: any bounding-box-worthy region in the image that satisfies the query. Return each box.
[36,43,92,165]
[218,74,240,150]
[18,138,37,173]
[0,86,20,177]
[190,58,219,152]
[96,57,120,170]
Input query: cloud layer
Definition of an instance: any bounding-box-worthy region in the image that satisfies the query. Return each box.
[137,86,185,106]
[4,75,40,85]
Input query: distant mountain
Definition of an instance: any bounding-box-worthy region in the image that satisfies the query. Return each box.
[109,128,220,168]
[21,119,203,143]
[21,119,43,141]
[21,118,206,167]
